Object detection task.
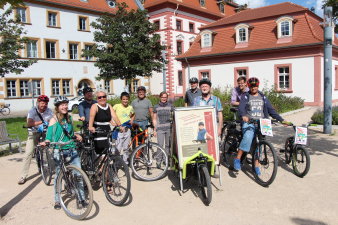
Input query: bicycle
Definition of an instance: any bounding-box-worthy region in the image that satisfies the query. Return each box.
[0,104,10,115]
[78,125,131,206]
[49,140,93,220]
[222,118,278,187]
[129,124,169,181]
[23,125,53,186]
[280,123,311,177]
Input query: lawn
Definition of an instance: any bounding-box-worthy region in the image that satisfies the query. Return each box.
[0,117,27,141]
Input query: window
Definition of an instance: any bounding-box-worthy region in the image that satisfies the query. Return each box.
[278,67,290,89]
[274,64,292,92]
[281,21,290,36]
[48,12,57,26]
[176,41,182,55]
[16,7,26,23]
[202,32,212,48]
[201,72,209,79]
[234,67,249,86]
[199,70,211,80]
[7,80,16,97]
[32,80,41,96]
[219,3,224,13]
[46,41,56,59]
[239,28,247,42]
[27,40,37,58]
[200,0,205,7]
[176,20,182,31]
[62,80,71,95]
[178,70,183,86]
[189,23,194,33]
[235,24,250,44]
[20,80,29,97]
[79,16,89,31]
[276,16,293,38]
[52,80,60,96]
[238,69,247,77]
[132,79,139,93]
[105,80,111,93]
[154,20,160,31]
[107,0,116,8]
[84,44,93,61]
[69,43,79,60]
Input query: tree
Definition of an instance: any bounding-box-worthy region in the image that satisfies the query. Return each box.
[82,2,165,81]
[322,0,337,33]
[0,7,36,77]
[0,0,23,9]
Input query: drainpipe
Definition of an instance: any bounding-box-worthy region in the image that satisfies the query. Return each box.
[184,57,191,88]
[134,0,145,10]
[174,4,179,16]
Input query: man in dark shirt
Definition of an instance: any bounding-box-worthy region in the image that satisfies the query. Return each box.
[79,87,97,122]
[184,77,201,106]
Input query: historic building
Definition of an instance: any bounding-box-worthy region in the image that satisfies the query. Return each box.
[177,2,338,105]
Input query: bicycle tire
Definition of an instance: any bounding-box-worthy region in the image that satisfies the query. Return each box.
[35,148,41,174]
[1,107,10,115]
[252,141,278,187]
[222,133,240,169]
[40,147,52,185]
[199,165,212,205]
[102,155,131,206]
[284,137,293,164]
[130,142,169,181]
[292,146,310,178]
[56,165,93,220]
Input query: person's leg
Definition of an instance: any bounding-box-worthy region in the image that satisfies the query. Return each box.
[19,132,39,183]
[155,130,165,163]
[234,123,255,171]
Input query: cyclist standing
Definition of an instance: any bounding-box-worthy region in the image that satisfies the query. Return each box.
[231,76,249,106]
[235,77,287,175]
[40,96,83,210]
[131,86,153,131]
[79,87,97,122]
[18,95,53,185]
[185,77,201,107]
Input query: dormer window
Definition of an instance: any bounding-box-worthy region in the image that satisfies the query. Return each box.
[276,16,294,38]
[200,0,206,7]
[200,30,213,48]
[235,24,250,43]
[219,3,225,13]
[107,0,116,8]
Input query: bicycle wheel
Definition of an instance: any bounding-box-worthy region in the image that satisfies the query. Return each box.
[1,107,10,115]
[130,142,169,181]
[284,137,293,164]
[56,165,93,220]
[252,141,278,187]
[223,133,239,169]
[102,155,131,206]
[292,146,310,177]
[199,165,212,205]
[35,148,41,174]
[40,147,52,185]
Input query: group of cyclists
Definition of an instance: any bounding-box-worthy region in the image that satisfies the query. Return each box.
[17,75,289,210]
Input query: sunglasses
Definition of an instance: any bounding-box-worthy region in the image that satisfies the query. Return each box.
[97,95,107,99]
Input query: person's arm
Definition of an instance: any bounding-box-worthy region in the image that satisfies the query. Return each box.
[265,98,284,122]
[40,117,57,146]
[217,111,223,136]
[152,112,158,137]
[88,104,97,133]
[78,102,85,121]
[148,100,154,122]
[206,132,213,140]
[27,118,44,127]
[230,88,239,106]
[109,104,121,126]
[184,92,189,107]
[129,106,135,124]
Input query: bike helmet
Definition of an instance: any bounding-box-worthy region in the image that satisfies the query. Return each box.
[189,77,199,84]
[247,77,260,88]
[199,78,212,87]
[37,95,49,103]
[83,86,93,94]
[54,96,69,106]
[137,86,146,92]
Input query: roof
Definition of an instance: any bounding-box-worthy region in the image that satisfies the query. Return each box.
[201,2,320,29]
[26,0,140,14]
[177,2,335,60]
[144,0,237,19]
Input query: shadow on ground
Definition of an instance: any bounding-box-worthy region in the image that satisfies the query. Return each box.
[291,217,328,225]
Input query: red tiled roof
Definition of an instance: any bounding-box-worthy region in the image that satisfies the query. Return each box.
[201,2,315,29]
[177,3,330,60]
[144,0,236,19]
[27,0,139,14]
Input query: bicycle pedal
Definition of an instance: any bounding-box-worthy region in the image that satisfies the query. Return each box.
[279,149,285,153]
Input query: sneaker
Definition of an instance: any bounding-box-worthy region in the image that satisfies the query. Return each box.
[255,167,261,176]
[54,202,61,210]
[233,159,241,171]
[18,177,26,185]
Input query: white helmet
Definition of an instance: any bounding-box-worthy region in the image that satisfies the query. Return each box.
[54,96,69,106]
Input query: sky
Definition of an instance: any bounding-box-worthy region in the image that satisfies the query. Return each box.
[234,0,324,17]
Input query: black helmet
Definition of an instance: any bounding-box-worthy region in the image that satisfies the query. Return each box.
[54,96,69,106]
[83,86,93,94]
[137,86,146,92]
[198,122,204,126]
[189,77,199,84]
[199,78,212,87]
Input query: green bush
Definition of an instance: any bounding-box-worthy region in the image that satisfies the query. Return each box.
[311,106,338,125]
[72,107,79,114]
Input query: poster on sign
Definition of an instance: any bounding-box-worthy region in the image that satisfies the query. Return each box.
[295,127,308,145]
[174,106,220,169]
[260,119,273,136]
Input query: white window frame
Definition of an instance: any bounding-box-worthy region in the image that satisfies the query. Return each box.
[79,17,86,31]
[32,80,41,96]
[69,43,78,60]
[200,30,213,48]
[235,24,250,43]
[52,80,60,96]
[201,72,209,79]
[238,69,247,77]
[278,67,290,90]
[48,12,57,26]
[276,16,293,38]
[84,45,93,61]
[7,80,16,97]
[105,80,111,93]
[46,41,56,59]
[27,40,37,58]
[200,0,205,7]
[20,80,29,97]
[16,7,26,23]
[132,79,139,93]
[62,80,71,95]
